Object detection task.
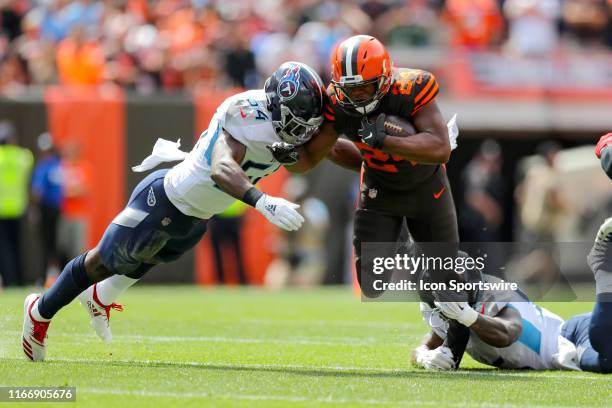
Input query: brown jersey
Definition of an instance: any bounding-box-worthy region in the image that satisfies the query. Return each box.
[324,67,441,192]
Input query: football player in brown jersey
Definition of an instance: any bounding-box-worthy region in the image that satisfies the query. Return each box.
[267,35,471,367]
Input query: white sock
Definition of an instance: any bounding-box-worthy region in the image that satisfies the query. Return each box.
[31,299,50,322]
[95,275,139,305]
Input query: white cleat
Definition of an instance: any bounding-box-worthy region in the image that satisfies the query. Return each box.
[78,283,123,343]
[22,294,50,362]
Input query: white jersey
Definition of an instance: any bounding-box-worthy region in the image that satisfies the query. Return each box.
[421,277,565,369]
[164,90,282,219]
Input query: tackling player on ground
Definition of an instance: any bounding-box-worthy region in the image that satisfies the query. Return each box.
[21,62,336,360]
[415,133,612,372]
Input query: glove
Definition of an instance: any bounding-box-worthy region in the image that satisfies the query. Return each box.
[267,142,299,165]
[414,345,455,370]
[255,194,304,231]
[447,113,459,151]
[434,301,479,327]
[358,114,386,149]
[552,336,581,371]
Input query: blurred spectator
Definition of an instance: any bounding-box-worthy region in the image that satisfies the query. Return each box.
[31,132,63,287]
[444,0,505,49]
[209,200,248,285]
[223,26,258,88]
[57,141,91,264]
[0,50,28,94]
[516,141,567,241]
[265,176,330,288]
[561,0,609,47]
[1,0,23,41]
[503,0,561,56]
[13,8,57,85]
[376,0,441,47]
[56,25,105,85]
[459,139,506,242]
[0,120,33,287]
[605,0,612,48]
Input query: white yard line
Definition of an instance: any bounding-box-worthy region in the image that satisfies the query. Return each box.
[77,387,587,408]
[237,318,421,329]
[1,330,414,346]
[33,357,609,382]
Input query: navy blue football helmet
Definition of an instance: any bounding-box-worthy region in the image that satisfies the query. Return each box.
[264,61,325,145]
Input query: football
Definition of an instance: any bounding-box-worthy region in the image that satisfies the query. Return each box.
[383,115,417,137]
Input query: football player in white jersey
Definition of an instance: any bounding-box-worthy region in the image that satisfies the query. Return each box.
[21,62,337,361]
[414,275,579,371]
[414,135,612,373]
[413,272,609,372]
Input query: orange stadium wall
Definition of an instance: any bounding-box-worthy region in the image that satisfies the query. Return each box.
[45,86,126,247]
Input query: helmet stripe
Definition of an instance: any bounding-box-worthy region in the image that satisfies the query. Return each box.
[350,38,361,77]
[344,37,360,77]
[341,44,348,77]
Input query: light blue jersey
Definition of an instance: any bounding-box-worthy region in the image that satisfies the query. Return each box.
[421,276,566,369]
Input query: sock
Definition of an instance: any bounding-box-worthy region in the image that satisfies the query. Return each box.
[95,274,139,306]
[37,253,93,320]
[30,299,50,322]
[589,295,612,373]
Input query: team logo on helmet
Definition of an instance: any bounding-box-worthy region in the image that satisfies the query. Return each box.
[277,66,301,101]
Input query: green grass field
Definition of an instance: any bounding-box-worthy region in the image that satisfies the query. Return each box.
[0,286,609,407]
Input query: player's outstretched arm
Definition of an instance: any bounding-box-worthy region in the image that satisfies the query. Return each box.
[436,301,522,347]
[379,101,451,164]
[437,302,523,348]
[210,130,304,231]
[284,122,340,173]
[327,138,362,172]
[469,307,522,347]
[210,130,251,198]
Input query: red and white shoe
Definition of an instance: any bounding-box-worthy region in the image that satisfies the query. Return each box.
[22,294,50,362]
[78,283,123,343]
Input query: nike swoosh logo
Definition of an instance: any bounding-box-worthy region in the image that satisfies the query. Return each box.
[239,107,247,118]
[433,186,446,199]
[364,132,373,139]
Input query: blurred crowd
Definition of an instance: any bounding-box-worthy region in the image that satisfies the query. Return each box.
[0,121,90,287]
[0,0,611,95]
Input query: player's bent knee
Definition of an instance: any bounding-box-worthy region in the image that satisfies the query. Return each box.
[85,247,115,282]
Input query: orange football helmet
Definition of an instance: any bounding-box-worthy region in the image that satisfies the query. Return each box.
[331,35,393,115]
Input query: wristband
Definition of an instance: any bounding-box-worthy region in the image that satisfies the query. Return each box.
[242,187,264,207]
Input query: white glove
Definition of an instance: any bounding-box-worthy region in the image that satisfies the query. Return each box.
[552,336,582,371]
[434,301,479,327]
[414,345,455,370]
[255,194,304,231]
